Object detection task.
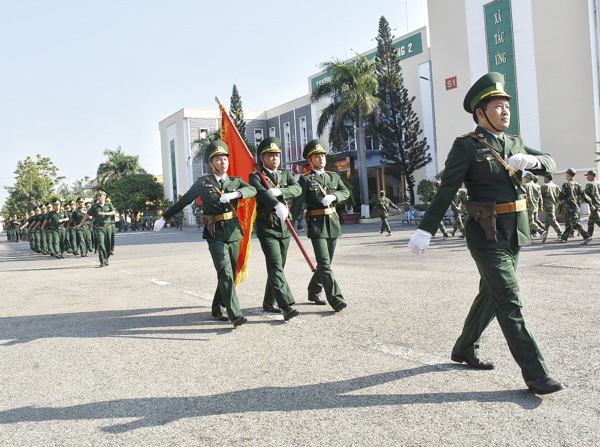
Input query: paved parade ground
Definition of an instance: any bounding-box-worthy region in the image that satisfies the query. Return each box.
[1,221,599,446]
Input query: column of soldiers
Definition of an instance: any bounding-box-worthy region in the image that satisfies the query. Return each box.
[5,191,118,264]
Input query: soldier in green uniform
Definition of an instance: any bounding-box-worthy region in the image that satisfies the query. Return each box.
[29,207,43,252]
[249,137,301,320]
[84,201,93,253]
[540,173,563,242]
[38,204,50,254]
[408,72,563,394]
[584,170,600,236]
[154,140,257,328]
[69,197,89,256]
[376,190,400,236]
[64,200,76,253]
[523,172,544,237]
[291,139,349,312]
[42,200,69,258]
[78,190,116,266]
[532,175,545,230]
[105,197,116,254]
[558,168,593,243]
[450,187,466,238]
[428,181,449,238]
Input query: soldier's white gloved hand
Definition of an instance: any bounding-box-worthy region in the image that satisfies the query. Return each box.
[408,229,432,255]
[220,192,242,203]
[274,202,289,221]
[268,188,282,197]
[508,154,540,171]
[322,194,337,206]
[153,218,165,232]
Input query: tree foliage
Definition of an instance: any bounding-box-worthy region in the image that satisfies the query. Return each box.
[2,155,64,218]
[192,128,222,163]
[311,54,379,215]
[374,16,431,205]
[230,84,248,144]
[107,173,165,217]
[97,146,146,187]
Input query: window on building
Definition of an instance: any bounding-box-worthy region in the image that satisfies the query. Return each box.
[254,129,263,148]
[283,122,291,163]
[269,127,276,137]
[298,117,307,160]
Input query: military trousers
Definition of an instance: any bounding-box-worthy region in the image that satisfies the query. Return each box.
[94,226,111,265]
[76,228,88,255]
[259,236,295,308]
[51,228,66,256]
[108,223,115,253]
[67,228,77,252]
[83,227,92,252]
[452,246,549,382]
[33,230,41,251]
[561,211,589,240]
[207,239,243,321]
[40,230,48,253]
[527,207,543,235]
[452,211,465,236]
[542,206,562,235]
[587,207,600,236]
[308,237,345,308]
[380,217,391,234]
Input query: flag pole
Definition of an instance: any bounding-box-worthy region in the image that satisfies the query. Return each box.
[215,97,317,272]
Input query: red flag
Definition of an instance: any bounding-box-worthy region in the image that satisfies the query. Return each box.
[220,104,257,286]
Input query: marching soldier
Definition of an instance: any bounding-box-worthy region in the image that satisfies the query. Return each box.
[249,137,301,320]
[154,140,257,328]
[105,197,116,254]
[70,197,89,256]
[450,188,466,238]
[408,72,564,394]
[584,170,600,236]
[376,190,400,236]
[291,139,349,312]
[523,172,544,237]
[540,173,563,242]
[558,168,593,243]
[77,190,116,266]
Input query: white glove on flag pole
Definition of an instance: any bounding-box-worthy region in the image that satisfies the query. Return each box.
[274,203,289,221]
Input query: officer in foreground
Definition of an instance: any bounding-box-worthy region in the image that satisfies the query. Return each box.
[291,139,349,312]
[408,72,564,394]
[154,140,256,328]
[249,137,301,320]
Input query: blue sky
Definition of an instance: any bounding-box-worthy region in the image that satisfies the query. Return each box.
[0,0,428,208]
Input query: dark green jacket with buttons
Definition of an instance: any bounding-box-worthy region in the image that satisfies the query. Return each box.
[419,126,556,249]
[248,168,301,239]
[163,175,256,242]
[291,170,350,239]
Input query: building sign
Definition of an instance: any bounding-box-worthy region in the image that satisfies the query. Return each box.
[445,76,457,90]
[335,159,349,171]
[170,140,178,203]
[485,0,519,135]
[310,32,424,93]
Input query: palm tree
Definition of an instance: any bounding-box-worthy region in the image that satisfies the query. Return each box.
[311,55,379,218]
[97,146,146,187]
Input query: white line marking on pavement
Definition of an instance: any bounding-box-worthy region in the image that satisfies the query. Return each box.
[368,343,451,369]
[183,290,213,301]
[148,278,170,286]
[119,270,134,275]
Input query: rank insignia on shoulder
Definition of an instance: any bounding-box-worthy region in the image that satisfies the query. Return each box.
[457,131,476,139]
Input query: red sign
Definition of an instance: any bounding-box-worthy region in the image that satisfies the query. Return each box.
[445,76,457,90]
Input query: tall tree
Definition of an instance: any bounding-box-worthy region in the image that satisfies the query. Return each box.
[2,155,64,218]
[108,173,165,218]
[97,146,146,187]
[311,54,379,218]
[230,84,248,144]
[374,16,431,205]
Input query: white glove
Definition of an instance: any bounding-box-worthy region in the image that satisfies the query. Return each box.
[268,188,282,197]
[408,229,432,255]
[274,203,289,221]
[508,154,540,171]
[220,192,241,203]
[322,194,337,206]
[153,218,165,232]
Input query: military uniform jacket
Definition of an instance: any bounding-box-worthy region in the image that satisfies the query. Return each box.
[87,203,115,227]
[291,170,349,239]
[249,168,301,239]
[585,180,600,206]
[541,182,560,209]
[419,126,556,249]
[163,175,256,242]
[377,197,398,218]
[71,209,88,226]
[559,180,591,212]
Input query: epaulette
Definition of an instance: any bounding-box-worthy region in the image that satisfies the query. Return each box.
[457,131,476,139]
[326,170,336,175]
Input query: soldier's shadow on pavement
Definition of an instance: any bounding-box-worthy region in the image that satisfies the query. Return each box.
[0,366,542,433]
[0,307,236,345]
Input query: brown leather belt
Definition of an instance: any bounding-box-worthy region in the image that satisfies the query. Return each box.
[215,210,236,222]
[308,207,337,216]
[496,199,527,214]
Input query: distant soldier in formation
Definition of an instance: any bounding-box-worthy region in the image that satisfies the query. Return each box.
[376,190,400,236]
[523,172,544,237]
[70,197,89,256]
[450,186,466,238]
[78,190,116,267]
[584,170,600,237]
[531,175,545,231]
[540,173,563,242]
[558,168,593,244]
